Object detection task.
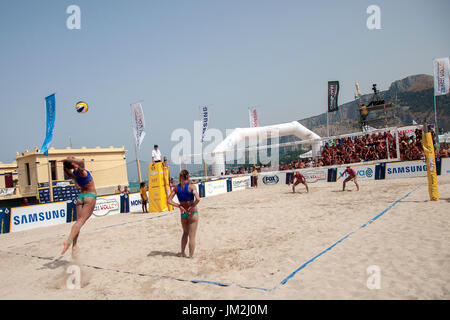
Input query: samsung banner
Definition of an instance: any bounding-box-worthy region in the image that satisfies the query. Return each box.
[433,57,450,96]
[386,160,428,179]
[11,202,67,233]
[337,164,376,180]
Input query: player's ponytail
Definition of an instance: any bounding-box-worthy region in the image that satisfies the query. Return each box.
[179,170,189,184]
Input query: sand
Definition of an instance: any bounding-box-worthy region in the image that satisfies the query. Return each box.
[0,175,449,300]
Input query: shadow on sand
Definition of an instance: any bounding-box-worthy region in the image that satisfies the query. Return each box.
[147,251,179,258]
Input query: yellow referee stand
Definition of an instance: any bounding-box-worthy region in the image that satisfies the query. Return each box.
[148,162,174,212]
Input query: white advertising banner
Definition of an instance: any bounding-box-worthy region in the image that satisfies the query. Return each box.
[433,57,450,96]
[130,102,146,151]
[386,160,428,179]
[441,157,450,175]
[248,107,258,128]
[10,202,67,233]
[0,188,16,196]
[258,172,286,187]
[398,125,423,137]
[231,176,251,191]
[204,179,228,197]
[301,169,328,183]
[129,192,144,213]
[92,194,121,218]
[337,164,376,180]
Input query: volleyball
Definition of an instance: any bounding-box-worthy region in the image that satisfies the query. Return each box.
[75,101,89,113]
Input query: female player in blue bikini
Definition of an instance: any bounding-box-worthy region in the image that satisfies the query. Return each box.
[59,156,97,255]
[167,170,200,258]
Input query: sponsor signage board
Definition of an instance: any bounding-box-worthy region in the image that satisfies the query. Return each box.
[10,202,67,233]
[92,194,121,217]
[337,164,376,180]
[231,176,251,191]
[259,172,286,187]
[386,160,428,179]
[440,157,450,175]
[301,169,328,182]
[204,179,228,197]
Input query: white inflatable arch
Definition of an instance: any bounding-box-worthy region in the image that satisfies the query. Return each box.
[211,121,321,176]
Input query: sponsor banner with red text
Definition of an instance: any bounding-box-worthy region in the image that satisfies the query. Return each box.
[92,194,121,218]
[231,176,251,191]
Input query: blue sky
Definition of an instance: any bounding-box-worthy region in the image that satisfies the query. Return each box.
[0,0,449,176]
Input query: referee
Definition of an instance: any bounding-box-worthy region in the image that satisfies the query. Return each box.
[152,144,162,163]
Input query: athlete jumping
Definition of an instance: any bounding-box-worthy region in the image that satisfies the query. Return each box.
[60,156,97,255]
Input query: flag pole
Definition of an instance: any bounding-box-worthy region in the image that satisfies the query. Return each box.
[135,143,142,184]
[326,110,329,137]
[47,156,53,202]
[202,149,207,177]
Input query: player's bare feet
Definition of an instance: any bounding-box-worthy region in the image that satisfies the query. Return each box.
[61,241,71,255]
[177,252,186,258]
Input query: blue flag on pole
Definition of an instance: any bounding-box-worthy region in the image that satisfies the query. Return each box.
[40,94,56,156]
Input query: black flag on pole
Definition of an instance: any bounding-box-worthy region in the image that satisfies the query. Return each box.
[328,81,340,112]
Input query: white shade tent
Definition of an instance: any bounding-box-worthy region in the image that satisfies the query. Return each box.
[211,121,321,176]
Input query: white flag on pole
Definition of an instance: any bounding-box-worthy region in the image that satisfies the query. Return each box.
[200,105,209,143]
[248,107,258,128]
[433,57,450,96]
[130,102,146,151]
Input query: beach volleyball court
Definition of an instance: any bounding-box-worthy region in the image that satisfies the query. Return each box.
[0,176,449,299]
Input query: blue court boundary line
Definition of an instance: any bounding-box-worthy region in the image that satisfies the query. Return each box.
[275,185,422,289]
[0,186,421,292]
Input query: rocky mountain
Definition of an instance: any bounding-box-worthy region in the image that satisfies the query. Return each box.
[297,74,450,137]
